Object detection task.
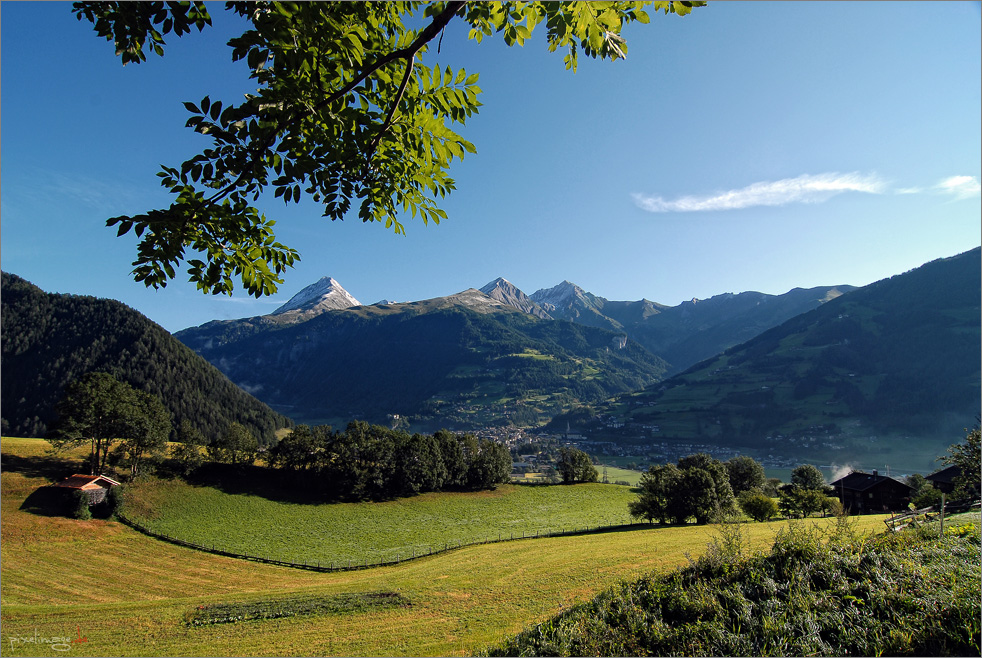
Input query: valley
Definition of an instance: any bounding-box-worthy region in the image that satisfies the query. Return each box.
[165,247,979,475]
[1,250,979,656]
[3,3,979,655]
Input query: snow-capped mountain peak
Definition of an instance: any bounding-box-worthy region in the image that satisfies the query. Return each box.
[272,277,361,318]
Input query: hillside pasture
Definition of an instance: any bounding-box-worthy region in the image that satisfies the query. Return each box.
[3,436,892,656]
[122,477,640,565]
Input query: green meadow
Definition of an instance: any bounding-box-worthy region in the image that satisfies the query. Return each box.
[122,477,639,565]
[2,437,893,656]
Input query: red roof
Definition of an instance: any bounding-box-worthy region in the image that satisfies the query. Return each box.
[52,474,121,490]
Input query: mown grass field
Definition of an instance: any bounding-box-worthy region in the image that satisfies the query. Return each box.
[122,477,640,565]
[2,437,891,657]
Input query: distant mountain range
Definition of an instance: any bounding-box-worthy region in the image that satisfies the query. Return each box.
[211,273,852,376]
[521,279,854,376]
[0,272,290,443]
[171,270,861,429]
[5,246,976,467]
[175,287,669,429]
[552,248,981,472]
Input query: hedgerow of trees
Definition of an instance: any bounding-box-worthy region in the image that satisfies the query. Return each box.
[263,421,511,501]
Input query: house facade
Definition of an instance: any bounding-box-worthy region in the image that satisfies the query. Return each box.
[830,470,912,514]
[925,465,961,495]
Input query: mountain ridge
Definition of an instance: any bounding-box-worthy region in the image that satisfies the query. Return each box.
[175,291,669,430]
[552,247,982,472]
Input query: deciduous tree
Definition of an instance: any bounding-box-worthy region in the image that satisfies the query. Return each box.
[629,453,736,525]
[73,1,703,296]
[725,455,766,496]
[48,372,145,474]
[629,463,680,524]
[737,489,778,522]
[208,421,260,466]
[790,464,827,492]
[171,418,206,476]
[117,390,172,477]
[941,425,981,500]
[557,446,598,484]
[466,438,511,490]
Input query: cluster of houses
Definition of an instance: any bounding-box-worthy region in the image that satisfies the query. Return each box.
[829,465,964,514]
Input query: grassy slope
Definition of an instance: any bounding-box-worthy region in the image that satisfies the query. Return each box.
[2,437,889,657]
[485,516,982,656]
[122,478,639,565]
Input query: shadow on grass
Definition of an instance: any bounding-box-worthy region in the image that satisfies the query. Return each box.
[2,453,87,517]
[178,463,522,507]
[19,486,71,517]
[1,452,85,482]
[180,463,330,505]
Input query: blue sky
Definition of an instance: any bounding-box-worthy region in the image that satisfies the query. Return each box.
[2,1,980,333]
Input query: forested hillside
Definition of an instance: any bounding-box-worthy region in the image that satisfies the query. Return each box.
[1,272,290,442]
[563,248,981,470]
[176,291,669,428]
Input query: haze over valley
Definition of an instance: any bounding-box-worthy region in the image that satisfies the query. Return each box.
[6,248,977,476]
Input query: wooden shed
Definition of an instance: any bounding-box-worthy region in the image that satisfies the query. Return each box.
[51,474,121,505]
[830,470,913,514]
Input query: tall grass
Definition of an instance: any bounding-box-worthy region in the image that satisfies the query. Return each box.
[483,518,982,656]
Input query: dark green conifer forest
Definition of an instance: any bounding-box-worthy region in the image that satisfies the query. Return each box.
[1,272,290,443]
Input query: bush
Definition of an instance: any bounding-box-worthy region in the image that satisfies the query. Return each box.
[69,489,91,520]
[913,484,944,508]
[738,489,778,522]
[103,485,124,518]
[484,523,982,656]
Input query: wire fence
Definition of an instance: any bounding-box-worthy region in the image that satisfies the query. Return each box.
[116,513,644,573]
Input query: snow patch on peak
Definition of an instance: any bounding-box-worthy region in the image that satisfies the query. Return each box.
[272,277,361,317]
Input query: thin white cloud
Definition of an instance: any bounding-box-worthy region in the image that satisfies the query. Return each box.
[935,175,981,200]
[632,172,886,213]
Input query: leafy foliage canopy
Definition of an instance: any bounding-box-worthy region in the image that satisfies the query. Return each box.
[73,1,702,296]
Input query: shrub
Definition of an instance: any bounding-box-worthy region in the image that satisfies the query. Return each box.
[738,489,778,522]
[103,484,124,518]
[484,522,982,657]
[69,489,91,520]
[913,484,944,508]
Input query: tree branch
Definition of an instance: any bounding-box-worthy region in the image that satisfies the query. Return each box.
[369,53,414,159]
[199,1,466,210]
[312,1,466,115]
